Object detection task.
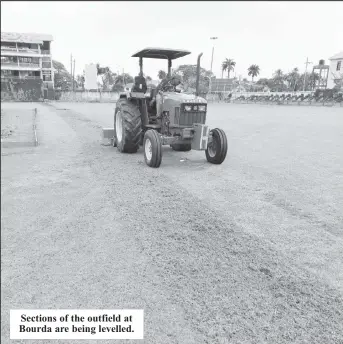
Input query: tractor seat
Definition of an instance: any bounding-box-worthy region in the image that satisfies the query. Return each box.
[131,76,147,93]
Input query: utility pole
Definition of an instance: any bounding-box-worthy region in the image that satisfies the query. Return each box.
[303,57,312,92]
[70,54,73,91]
[73,58,75,91]
[209,36,218,95]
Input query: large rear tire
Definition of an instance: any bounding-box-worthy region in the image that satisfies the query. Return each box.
[170,143,192,151]
[143,130,162,168]
[114,99,142,153]
[205,128,228,164]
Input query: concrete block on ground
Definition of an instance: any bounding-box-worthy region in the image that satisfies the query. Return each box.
[101,127,114,146]
[1,107,37,148]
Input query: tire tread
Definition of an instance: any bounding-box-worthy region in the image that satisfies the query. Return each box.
[114,99,142,153]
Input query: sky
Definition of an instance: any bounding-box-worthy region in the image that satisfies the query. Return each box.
[2,1,343,80]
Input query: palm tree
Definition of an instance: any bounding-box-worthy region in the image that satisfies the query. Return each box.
[290,67,300,91]
[221,58,236,79]
[273,69,283,79]
[158,70,167,80]
[273,69,284,91]
[284,68,300,91]
[247,64,260,82]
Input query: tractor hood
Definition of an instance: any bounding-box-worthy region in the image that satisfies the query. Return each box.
[163,92,207,104]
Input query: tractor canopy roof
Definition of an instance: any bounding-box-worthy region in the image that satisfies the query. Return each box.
[132,48,191,60]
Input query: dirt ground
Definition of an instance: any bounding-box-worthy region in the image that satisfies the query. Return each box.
[1,104,36,147]
[1,101,343,344]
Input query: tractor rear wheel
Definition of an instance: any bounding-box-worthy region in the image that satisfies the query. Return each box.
[114,99,142,153]
[205,128,228,164]
[170,143,192,151]
[143,130,162,168]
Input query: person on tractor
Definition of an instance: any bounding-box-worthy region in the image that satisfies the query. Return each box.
[150,74,182,115]
[156,74,182,93]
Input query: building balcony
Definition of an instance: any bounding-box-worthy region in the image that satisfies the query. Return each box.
[1,64,41,71]
[1,47,39,53]
[1,75,42,80]
[42,62,52,68]
[1,61,18,67]
[1,46,18,52]
[19,62,40,68]
[1,49,50,57]
[17,47,40,54]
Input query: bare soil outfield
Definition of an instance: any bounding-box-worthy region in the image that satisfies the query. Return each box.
[1,103,37,149]
[1,101,343,344]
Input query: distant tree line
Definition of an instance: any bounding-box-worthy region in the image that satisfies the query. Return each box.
[53,58,342,93]
[219,57,342,92]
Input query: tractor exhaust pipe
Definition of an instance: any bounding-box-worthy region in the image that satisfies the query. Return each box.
[195,53,203,97]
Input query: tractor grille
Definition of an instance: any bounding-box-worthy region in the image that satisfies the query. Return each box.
[174,106,206,126]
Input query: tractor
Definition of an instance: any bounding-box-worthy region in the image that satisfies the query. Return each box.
[112,48,228,168]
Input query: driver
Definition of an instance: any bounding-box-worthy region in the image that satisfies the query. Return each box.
[151,75,182,116]
[156,74,181,93]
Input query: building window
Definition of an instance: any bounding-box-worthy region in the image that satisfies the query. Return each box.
[337,61,342,71]
[42,62,51,68]
[43,71,52,81]
[2,70,14,76]
[20,57,32,63]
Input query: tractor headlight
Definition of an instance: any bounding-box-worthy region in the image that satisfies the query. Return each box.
[184,105,192,111]
[198,105,206,112]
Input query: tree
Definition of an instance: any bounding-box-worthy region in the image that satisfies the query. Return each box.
[76,74,85,90]
[111,73,134,92]
[53,60,66,73]
[273,69,285,91]
[53,60,72,91]
[247,64,260,82]
[257,77,279,91]
[158,70,167,80]
[221,58,236,79]
[285,67,300,91]
[172,64,214,94]
[256,78,269,86]
[102,67,116,91]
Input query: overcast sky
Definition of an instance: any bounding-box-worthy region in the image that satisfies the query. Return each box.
[2,1,342,80]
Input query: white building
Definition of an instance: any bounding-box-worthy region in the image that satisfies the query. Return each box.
[84,63,98,90]
[327,51,343,89]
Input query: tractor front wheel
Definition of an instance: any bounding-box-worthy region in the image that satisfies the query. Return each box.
[205,128,228,164]
[143,130,162,168]
[114,99,142,153]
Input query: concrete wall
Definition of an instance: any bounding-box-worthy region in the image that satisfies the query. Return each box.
[207,91,314,102]
[327,58,343,89]
[1,79,43,101]
[56,90,119,103]
[232,91,313,99]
